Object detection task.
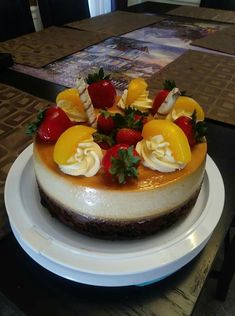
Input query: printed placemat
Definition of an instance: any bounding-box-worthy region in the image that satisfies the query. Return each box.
[167,6,235,24]
[0,83,51,239]
[191,25,235,55]
[67,10,164,36]
[0,26,110,68]
[147,50,235,126]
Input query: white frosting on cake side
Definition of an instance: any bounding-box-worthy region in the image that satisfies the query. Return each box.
[34,148,206,221]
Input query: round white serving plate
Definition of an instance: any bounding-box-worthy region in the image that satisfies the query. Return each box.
[5,145,225,287]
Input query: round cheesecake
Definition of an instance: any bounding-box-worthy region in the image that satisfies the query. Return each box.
[33,139,207,239]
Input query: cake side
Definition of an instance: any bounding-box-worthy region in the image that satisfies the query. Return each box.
[38,183,202,239]
[34,141,206,221]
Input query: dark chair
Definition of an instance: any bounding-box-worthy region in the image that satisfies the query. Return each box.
[200,0,235,10]
[38,0,90,28]
[111,0,128,11]
[215,215,235,301]
[0,0,35,42]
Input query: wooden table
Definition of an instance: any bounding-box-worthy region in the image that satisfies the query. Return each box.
[0,2,234,315]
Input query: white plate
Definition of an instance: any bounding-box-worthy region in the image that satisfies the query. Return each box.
[4,145,225,286]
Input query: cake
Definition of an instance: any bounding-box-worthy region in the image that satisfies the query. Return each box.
[29,72,207,239]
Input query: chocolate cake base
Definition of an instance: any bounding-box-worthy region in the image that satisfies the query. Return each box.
[38,185,201,240]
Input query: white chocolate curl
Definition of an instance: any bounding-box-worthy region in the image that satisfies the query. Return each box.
[154,87,181,117]
[76,77,97,128]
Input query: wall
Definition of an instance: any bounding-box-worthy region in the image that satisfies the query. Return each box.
[128,0,142,5]
[30,5,43,31]
[33,0,201,32]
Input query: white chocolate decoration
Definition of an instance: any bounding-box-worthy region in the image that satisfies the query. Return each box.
[76,77,97,128]
[154,88,181,116]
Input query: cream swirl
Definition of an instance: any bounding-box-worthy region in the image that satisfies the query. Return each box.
[58,138,103,177]
[136,135,185,172]
[118,89,152,112]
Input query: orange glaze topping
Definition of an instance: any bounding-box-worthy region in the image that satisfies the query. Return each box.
[34,138,207,192]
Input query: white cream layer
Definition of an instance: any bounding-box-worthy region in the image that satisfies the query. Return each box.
[34,151,206,221]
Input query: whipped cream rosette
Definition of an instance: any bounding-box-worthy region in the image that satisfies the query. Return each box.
[136,135,186,172]
[53,125,103,177]
[136,119,191,172]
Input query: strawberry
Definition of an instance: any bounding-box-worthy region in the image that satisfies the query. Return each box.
[123,107,148,131]
[102,144,140,184]
[26,106,72,143]
[116,128,142,146]
[93,132,115,149]
[86,68,116,109]
[174,116,196,146]
[174,111,207,146]
[134,113,148,126]
[151,80,176,115]
[97,110,116,134]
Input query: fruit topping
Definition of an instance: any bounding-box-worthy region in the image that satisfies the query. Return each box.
[124,107,148,131]
[97,110,116,134]
[93,108,147,148]
[116,128,142,146]
[118,78,152,112]
[53,125,96,165]
[168,96,205,122]
[142,119,191,164]
[126,78,147,106]
[86,68,116,109]
[152,80,176,115]
[26,107,73,143]
[56,88,86,122]
[93,132,115,150]
[174,111,207,146]
[155,87,181,116]
[102,144,140,184]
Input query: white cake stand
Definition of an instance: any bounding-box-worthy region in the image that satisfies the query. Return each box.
[4,145,225,287]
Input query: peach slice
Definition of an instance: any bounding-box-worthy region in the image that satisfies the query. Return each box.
[126,78,147,106]
[142,119,191,163]
[56,88,86,118]
[53,125,96,165]
[170,96,205,121]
